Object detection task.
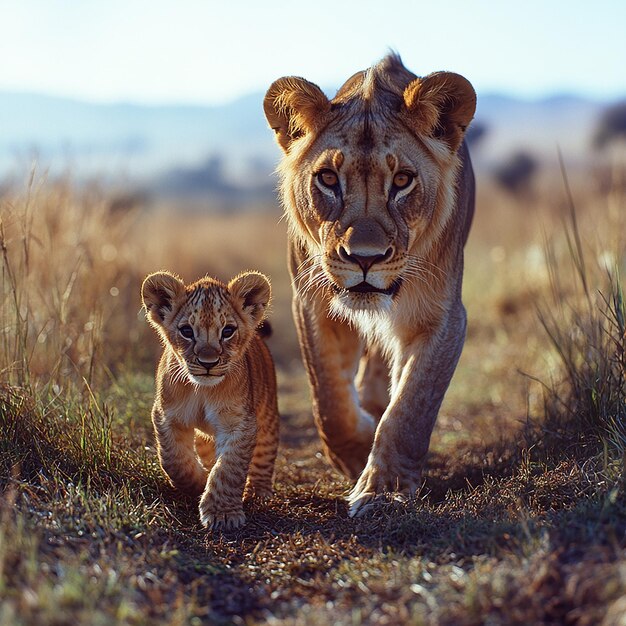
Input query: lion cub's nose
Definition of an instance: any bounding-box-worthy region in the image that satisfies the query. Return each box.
[197,355,220,369]
[338,245,394,273]
[196,346,221,369]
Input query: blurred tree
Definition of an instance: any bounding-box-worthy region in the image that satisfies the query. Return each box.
[161,154,235,194]
[465,121,488,148]
[493,151,538,195]
[593,101,626,149]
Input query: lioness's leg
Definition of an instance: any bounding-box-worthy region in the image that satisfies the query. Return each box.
[356,345,390,421]
[152,409,207,496]
[294,298,376,479]
[199,421,256,530]
[348,306,467,516]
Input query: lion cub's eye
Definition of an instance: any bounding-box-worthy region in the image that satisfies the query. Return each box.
[179,325,194,340]
[221,325,237,340]
[318,170,339,188]
[392,172,414,190]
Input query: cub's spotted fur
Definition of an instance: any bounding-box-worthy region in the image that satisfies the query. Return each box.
[142,270,279,530]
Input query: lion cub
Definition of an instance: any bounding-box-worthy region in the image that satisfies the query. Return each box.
[141,270,279,530]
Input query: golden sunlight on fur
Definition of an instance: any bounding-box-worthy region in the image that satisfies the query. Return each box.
[264,53,476,516]
[141,270,279,530]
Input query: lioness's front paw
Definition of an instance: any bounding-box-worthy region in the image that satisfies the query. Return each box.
[347,487,378,518]
[347,460,421,518]
[199,496,246,530]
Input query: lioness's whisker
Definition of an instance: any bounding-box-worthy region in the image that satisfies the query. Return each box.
[406,255,447,280]
[291,256,324,289]
[293,258,327,299]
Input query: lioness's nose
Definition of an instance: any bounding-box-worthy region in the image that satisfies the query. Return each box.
[338,245,394,273]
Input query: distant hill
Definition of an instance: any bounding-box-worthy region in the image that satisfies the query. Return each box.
[0,91,273,182]
[471,93,605,167]
[0,89,617,195]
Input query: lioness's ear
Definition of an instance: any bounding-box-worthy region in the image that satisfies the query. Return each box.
[229,271,271,325]
[403,72,476,151]
[141,271,185,326]
[264,77,331,152]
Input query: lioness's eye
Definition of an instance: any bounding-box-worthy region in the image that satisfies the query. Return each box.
[318,170,339,188]
[222,325,237,339]
[392,172,414,190]
[179,325,194,340]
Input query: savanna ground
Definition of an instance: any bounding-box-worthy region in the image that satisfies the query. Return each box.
[1,159,625,625]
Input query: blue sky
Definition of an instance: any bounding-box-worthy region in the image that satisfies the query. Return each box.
[1,0,625,104]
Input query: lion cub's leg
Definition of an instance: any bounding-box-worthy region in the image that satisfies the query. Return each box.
[245,406,279,499]
[152,409,208,496]
[199,419,256,531]
[194,431,216,471]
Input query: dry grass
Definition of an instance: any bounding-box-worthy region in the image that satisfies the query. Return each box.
[1,164,625,625]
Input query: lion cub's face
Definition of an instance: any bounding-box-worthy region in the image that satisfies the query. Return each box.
[142,271,270,387]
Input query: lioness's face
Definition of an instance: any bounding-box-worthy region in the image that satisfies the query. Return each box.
[142,272,271,387]
[265,55,475,315]
[291,122,446,313]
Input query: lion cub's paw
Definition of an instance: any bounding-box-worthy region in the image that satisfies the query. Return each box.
[200,504,246,531]
[244,483,273,501]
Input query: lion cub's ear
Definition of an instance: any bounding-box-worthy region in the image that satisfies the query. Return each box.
[228,271,271,326]
[141,271,186,327]
[403,72,476,151]
[264,77,331,152]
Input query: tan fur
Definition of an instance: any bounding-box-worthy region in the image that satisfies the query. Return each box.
[264,53,476,516]
[141,270,279,530]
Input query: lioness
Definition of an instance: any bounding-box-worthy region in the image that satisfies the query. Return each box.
[264,53,476,515]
